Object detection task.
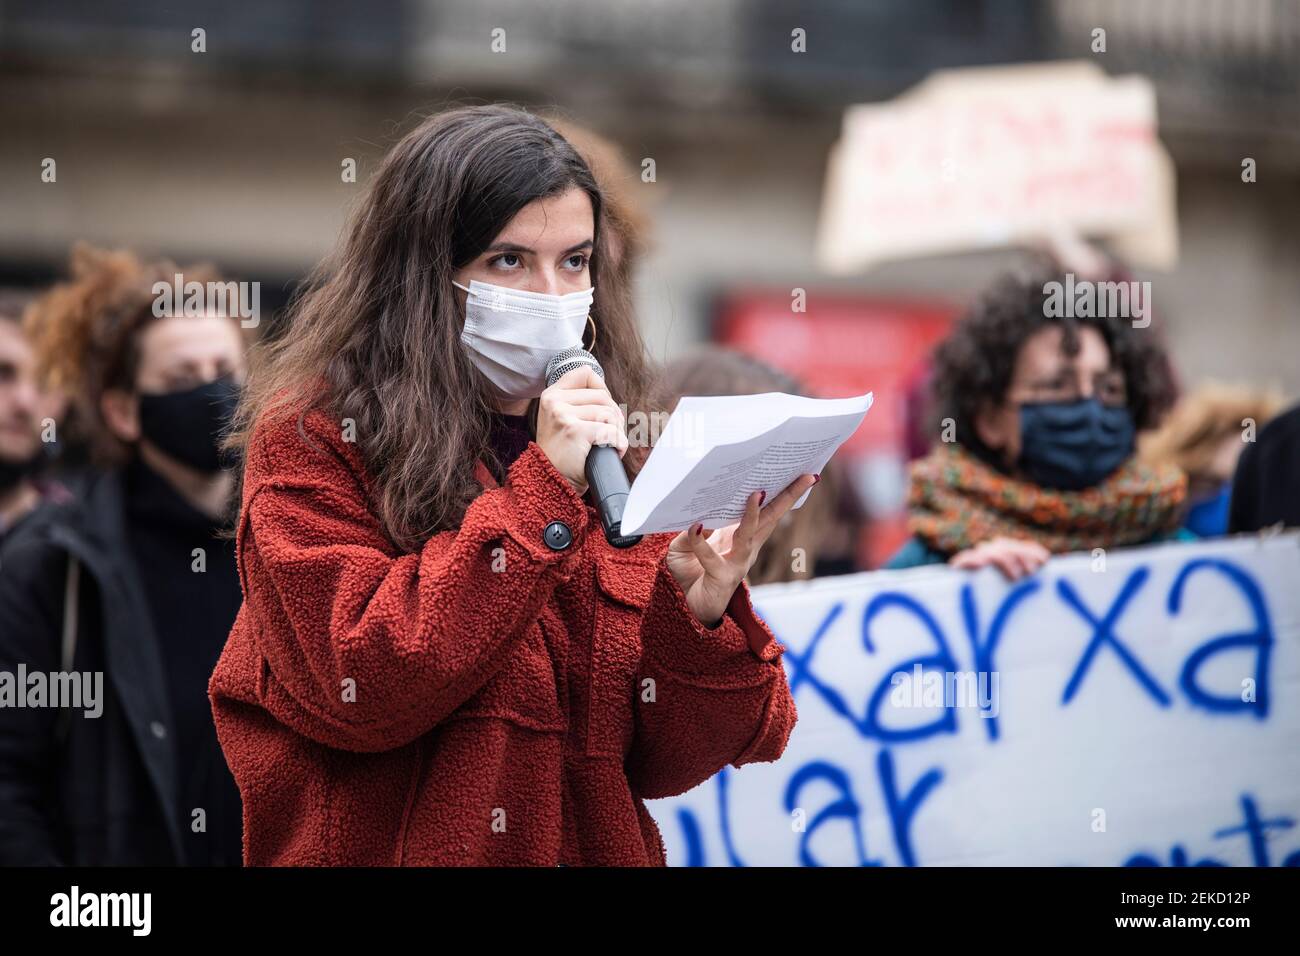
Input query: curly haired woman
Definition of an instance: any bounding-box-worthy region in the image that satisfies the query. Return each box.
[886,265,1190,579]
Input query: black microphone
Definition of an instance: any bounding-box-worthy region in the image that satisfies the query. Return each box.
[545,347,642,549]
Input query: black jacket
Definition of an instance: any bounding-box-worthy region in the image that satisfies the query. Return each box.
[0,469,189,865]
[1230,403,1300,533]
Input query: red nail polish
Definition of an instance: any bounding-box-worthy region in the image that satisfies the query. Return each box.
[757,490,766,506]
[812,473,821,484]
[692,523,703,537]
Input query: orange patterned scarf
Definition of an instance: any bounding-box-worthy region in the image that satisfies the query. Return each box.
[907,443,1188,556]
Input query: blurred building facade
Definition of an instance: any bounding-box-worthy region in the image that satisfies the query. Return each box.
[2,1,1297,538]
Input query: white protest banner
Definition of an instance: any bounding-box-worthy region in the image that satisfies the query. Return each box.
[647,533,1300,866]
[816,61,1179,273]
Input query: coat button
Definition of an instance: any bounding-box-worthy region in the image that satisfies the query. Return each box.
[150,721,167,740]
[543,520,574,551]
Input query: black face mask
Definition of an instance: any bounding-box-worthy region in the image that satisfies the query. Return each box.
[0,447,45,493]
[137,376,241,473]
[1017,398,1136,491]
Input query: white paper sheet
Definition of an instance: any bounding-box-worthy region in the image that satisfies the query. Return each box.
[620,391,874,535]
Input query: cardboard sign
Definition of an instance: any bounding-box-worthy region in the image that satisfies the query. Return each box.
[816,61,1179,272]
[648,533,1300,866]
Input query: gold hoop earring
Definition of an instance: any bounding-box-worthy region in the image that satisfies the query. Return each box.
[584,314,597,352]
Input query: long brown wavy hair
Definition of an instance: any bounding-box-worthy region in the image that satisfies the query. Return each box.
[228,105,657,550]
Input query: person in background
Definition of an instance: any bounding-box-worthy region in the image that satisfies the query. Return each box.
[901,360,938,463]
[1138,383,1284,537]
[655,344,849,584]
[0,244,250,865]
[886,265,1187,579]
[0,290,70,541]
[1228,400,1300,533]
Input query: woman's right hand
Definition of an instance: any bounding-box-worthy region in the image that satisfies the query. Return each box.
[948,536,1050,581]
[535,364,628,495]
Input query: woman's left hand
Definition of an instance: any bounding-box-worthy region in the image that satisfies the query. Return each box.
[666,474,819,627]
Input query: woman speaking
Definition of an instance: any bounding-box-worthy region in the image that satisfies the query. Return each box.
[209,105,811,866]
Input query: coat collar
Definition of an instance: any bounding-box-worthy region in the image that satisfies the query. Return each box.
[474,458,499,490]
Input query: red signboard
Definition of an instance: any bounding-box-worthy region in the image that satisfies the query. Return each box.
[715,290,957,567]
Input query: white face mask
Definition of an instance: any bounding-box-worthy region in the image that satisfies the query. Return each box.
[453,278,594,401]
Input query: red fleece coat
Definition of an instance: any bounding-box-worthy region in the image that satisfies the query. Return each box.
[208,404,797,866]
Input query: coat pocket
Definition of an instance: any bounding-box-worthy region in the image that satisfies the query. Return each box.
[446,621,568,734]
[586,559,654,757]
